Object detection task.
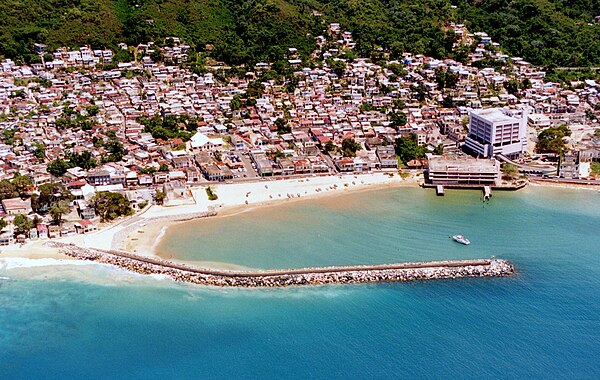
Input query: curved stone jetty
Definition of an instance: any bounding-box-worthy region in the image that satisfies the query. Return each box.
[54,243,515,287]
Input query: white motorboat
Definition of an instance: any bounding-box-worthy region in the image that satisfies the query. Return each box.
[451,235,470,245]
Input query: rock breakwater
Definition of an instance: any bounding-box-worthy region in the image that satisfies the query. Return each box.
[54,243,515,287]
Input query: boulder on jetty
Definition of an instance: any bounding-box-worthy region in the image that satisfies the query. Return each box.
[53,242,515,288]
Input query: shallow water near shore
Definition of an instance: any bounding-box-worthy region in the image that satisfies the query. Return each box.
[1,187,600,378]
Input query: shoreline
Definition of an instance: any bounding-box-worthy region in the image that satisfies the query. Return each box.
[120,172,417,259]
[0,174,597,274]
[528,179,600,191]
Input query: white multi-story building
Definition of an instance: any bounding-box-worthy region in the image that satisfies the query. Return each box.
[464,108,528,158]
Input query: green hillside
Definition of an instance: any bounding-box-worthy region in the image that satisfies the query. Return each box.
[1,0,600,67]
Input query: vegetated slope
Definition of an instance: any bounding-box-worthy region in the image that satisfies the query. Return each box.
[455,0,600,67]
[1,0,599,67]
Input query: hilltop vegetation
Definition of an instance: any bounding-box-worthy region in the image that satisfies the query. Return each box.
[455,0,600,67]
[1,0,600,67]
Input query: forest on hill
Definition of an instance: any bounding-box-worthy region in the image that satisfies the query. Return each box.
[1,0,599,67]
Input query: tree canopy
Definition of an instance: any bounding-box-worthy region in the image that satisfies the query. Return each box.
[395,133,426,164]
[341,138,362,157]
[89,191,133,221]
[2,0,600,68]
[536,125,572,154]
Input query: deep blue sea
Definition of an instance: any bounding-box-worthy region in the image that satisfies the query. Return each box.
[1,186,599,379]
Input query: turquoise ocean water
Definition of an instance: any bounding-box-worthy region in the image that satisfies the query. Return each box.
[1,187,600,379]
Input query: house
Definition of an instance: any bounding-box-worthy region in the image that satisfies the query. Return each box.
[48,225,60,238]
[153,172,169,184]
[250,152,274,176]
[162,180,195,206]
[86,169,111,186]
[0,231,14,245]
[75,219,97,234]
[1,198,32,215]
[36,224,48,239]
[171,155,191,168]
[202,164,234,181]
[189,132,224,151]
[138,174,153,187]
[376,146,398,169]
[76,199,96,220]
[334,157,355,172]
[559,152,579,179]
[185,167,202,183]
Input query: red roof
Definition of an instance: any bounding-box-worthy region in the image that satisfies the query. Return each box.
[67,179,87,188]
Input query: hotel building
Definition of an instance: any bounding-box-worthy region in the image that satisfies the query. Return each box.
[464,108,528,158]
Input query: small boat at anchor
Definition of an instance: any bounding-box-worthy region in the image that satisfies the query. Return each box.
[451,235,471,245]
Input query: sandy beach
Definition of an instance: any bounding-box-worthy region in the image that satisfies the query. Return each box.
[116,172,417,257]
[0,172,415,263]
[3,172,597,266]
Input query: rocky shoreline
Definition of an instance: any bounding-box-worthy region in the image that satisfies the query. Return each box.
[52,242,515,287]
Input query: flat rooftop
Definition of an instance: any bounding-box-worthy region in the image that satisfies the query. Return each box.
[472,108,518,124]
[428,157,499,173]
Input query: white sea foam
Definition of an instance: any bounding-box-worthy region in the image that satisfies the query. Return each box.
[0,257,99,270]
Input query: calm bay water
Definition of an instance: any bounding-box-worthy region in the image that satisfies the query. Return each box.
[1,187,600,379]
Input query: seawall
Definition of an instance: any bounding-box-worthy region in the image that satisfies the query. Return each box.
[54,243,515,287]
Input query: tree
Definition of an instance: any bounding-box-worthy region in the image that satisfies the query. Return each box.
[360,103,377,113]
[388,63,407,77]
[230,94,242,111]
[504,79,520,95]
[206,186,218,201]
[328,59,346,78]
[502,164,519,180]
[435,68,458,90]
[246,80,265,98]
[536,125,571,154]
[68,150,98,170]
[411,83,429,102]
[49,200,71,225]
[274,118,291,134]
[13,215,33,235]
[324,140,336,153]
[433,144,444,155]
[86,105,100,117]
[154,190,166,205]
[341,138,361,157]
[12,174,33,197]
[393,100,406,109]
[0,218,7,231]
[395,134,426,165]
[442,95,454,109]
[388,111,407,128]
[32,182,73,213]
[32,142,45,162]
[590,162,600,178]
[0,179,18,200]
[47,158,70,177]
[89,192,133,221]
[102,137,126,163]
[585,109,596,121]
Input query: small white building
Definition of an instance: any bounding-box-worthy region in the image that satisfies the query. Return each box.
[188,132,224,152]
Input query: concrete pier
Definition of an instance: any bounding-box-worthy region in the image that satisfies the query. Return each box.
[483,186,492,200]
[54,243,515,287]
